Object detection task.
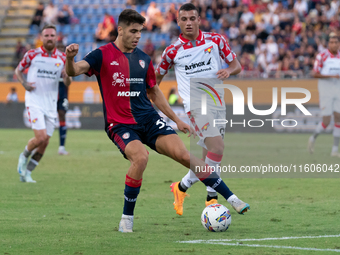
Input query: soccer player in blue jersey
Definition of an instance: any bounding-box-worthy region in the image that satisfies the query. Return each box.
[65,9,247,233]
[57,43,72,155]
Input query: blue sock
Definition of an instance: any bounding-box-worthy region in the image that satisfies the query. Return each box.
[123,184,141,216]
[59,122,67,146]
[200,172,233,200]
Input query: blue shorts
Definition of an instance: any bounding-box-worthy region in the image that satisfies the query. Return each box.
[57,81,68,112]
[57,97,68,112]
[107,114,177,159]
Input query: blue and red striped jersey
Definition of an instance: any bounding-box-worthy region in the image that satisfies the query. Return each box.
[84,42,158,129]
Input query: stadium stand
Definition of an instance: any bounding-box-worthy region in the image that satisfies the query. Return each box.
[0,0,37,81]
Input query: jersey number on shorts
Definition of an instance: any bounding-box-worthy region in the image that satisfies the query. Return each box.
[156,119,166,129]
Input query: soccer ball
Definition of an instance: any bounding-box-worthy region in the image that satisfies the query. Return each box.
[201,204,231,232]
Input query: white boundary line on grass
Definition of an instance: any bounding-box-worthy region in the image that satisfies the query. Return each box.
[178,234,340,253]
[204,242,340,253]
[179,234,340,243]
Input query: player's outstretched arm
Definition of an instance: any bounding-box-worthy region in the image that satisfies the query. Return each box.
[147,85,194,136]
[65,44,90,77]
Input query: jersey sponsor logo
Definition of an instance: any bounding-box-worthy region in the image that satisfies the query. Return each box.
[117,91,141,97]
[178,54,192,60]
[126,78,144,84]
[37,69,58,79]
[37,69,58,75]
[202,122,210,131]
[204,46,213,54]
[110,61,119,65]
[112,72,125,86]
[112,72,144,86]
[122,132,130,139]
[185,58,211,71]
[329,67,340,72]
[139,60,145,68]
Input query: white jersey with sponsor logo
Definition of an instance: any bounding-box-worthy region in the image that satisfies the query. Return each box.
[157,30,236,113]
[313,49,340,115]
[18,46,66,117]
[313,49,340,86]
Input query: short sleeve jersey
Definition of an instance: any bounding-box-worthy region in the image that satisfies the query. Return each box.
[313,49,340,86]
[17,46,66,115]
[313,49,340,75]
[83,43,157,129]
[156,30,236,112]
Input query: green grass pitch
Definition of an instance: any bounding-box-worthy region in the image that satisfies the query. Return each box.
[0,129,339,255]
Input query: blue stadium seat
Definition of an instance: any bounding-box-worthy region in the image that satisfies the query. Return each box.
[211,22,221,31]
[72,24,81,34]
[61,25,71,35]
[80,15,91,24]
[55,24,61,33]
[85,34,94,43]
[29,25,40,35]
[84,43,93,53]
[73,7,80,15]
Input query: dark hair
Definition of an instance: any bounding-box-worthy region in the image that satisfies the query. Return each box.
[118,9,145,27]
[41,24,57,33]
[178,3,199,13]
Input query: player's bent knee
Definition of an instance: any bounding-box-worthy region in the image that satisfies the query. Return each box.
[35,137,46,146]
[334,114,340,123]
[132,152,149,169]
[209,143,224,155]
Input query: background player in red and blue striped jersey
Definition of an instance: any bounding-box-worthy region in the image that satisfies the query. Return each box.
[57,43,72,156]
[65,9,245,233]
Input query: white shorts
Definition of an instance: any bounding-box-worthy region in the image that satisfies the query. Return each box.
[188,109,226,149]
[318,81,340,116]
[26,106,56,137]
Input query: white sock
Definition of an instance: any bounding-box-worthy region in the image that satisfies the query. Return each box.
[332,124,340,153]
[227,194,238,204]
[23,146,31,158]
[27,158,38,172]
[313,122,327,139]
[181,170,199,189]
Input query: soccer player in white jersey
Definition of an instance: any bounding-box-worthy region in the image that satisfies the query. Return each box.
[156,3,250,216]
[15,25,70,183]
[308,33,340,157]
